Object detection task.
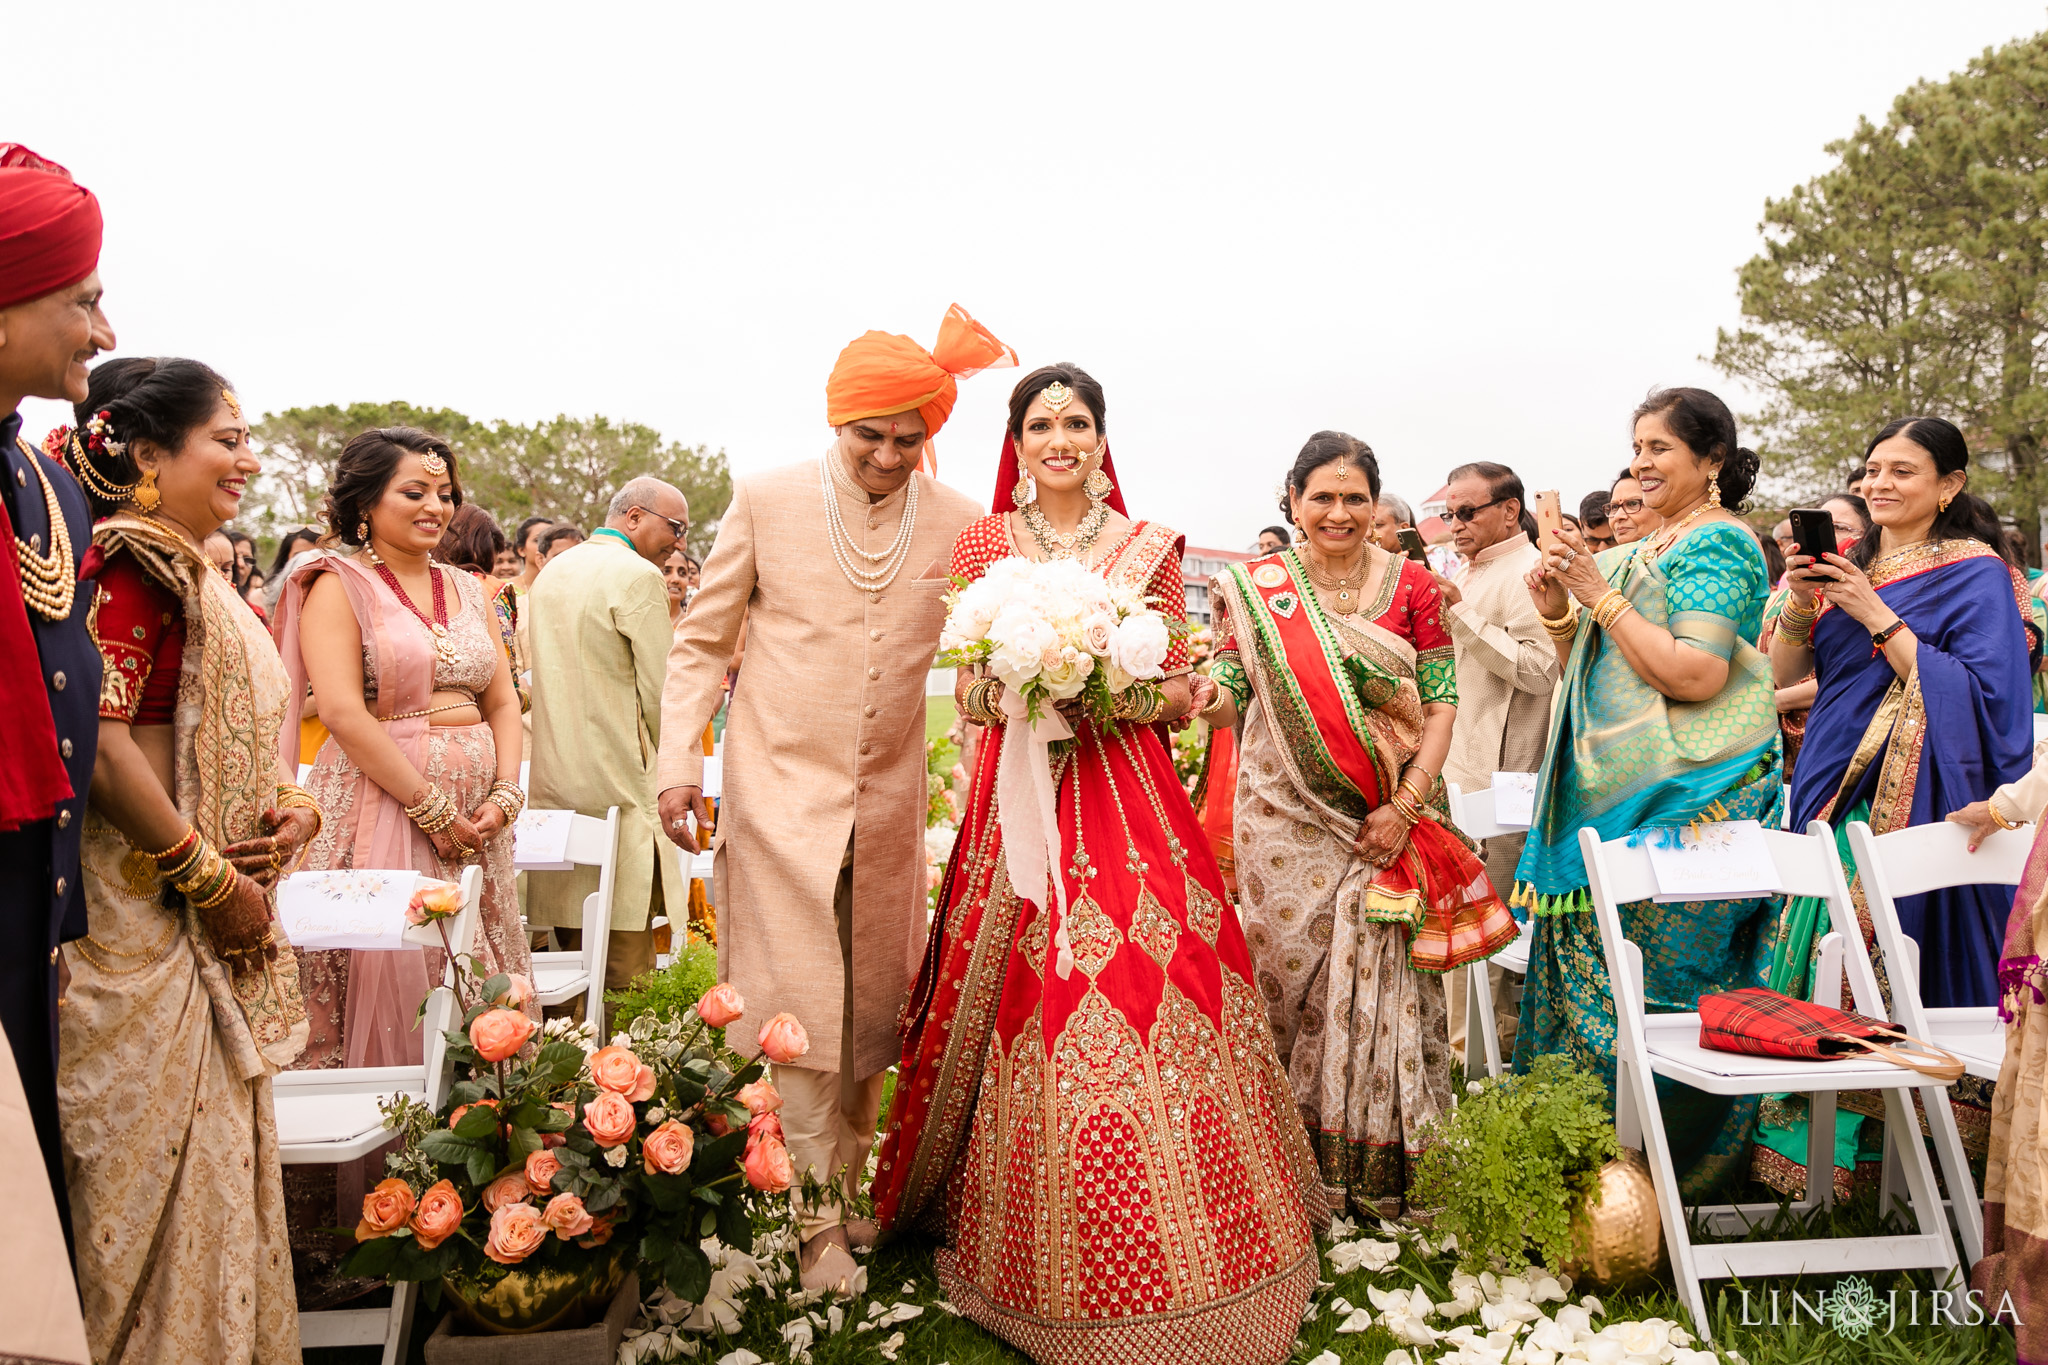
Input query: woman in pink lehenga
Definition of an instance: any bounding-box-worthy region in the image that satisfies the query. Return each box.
[272,427,535,1300]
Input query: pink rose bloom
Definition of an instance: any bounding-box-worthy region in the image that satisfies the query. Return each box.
[542,1192,595,1240]
[641,1120,696,1175]
[744,1134,794,1192]
[588,1045,657,1101]
[524,1149,562,1198]
[582,1090,636,1148]
[355,1178,415,1240]
[448,1098,497,1130]
[705,1112,733,1137]
[481,1172,530,1214]
[757,1012,809,1065]
[406,880,463,925]
[696,982,745,1028]
[470,1007,536,1063]
[484,1202,547,1264]
[736,1079,781,1116]
[577,1213,615,1249]
[502,972,534,1009]
[748,1111,784,1145]
[409,1179,464,1250]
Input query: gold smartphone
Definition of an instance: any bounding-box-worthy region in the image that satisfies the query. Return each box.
[1533,489,1563,546]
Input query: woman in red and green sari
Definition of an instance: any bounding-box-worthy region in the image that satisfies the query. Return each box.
[1203,432,1515,1218]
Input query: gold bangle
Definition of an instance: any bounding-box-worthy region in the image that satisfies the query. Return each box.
[1593,590,1635,632]
[1542,611,1581,642]
[1388,794,1423,826]
[1989,801,2023,832]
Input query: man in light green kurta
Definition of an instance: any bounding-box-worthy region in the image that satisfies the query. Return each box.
[526,478,691,1006]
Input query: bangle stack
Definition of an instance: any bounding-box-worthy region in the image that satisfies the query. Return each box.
[963,677,1004,726]
[275,783,324,840]
[1989,800,2023,832]
[1592,589,1635,632]
[155,827,235,910]
[1540,602,1581,642]
[1115,684,1167,725]
[487,779,526,823]
[1776,598,1817,647]
[405,786,459,835]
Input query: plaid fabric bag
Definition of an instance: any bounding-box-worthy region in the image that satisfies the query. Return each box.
[1697,987,1964,1082]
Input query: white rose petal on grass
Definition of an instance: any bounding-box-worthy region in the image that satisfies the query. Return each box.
[714,1352,763,1365]
[1333,1307,1374,1333]
[1377,1353,1413,1365]
[1326,1237,1403,1274]
[1581,1295,1605,1317]
[825,1306,843,1335]
[1324,1212,1359,1242]
[877,1332,906,1362]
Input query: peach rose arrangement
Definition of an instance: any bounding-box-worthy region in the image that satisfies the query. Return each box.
[342,964,807,1310]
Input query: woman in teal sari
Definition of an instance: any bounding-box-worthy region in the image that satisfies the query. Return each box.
[1513,387,1781,1202]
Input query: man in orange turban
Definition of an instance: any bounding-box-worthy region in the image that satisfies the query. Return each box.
[658,306,1010,1291]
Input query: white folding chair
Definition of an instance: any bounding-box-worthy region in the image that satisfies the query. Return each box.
[275,864,483,1364]
[1845,817,2030,1268]
[1581,822,1960,1339]
[523,807,621,1016]
[1446,782,1533,1078]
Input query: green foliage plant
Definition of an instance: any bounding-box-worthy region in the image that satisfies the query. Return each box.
[606,934,721,1036]
[1409,1053,1622,1274]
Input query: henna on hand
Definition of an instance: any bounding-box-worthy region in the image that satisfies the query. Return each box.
[198,871,279,973]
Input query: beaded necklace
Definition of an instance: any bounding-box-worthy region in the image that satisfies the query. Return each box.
[820,453,918,594]
[11,436,75,622]
[372,556,458,665]
[1019,498,1109,561]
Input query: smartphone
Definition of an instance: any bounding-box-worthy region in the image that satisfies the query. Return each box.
[1533,489,1563,546]
[1789,509,1836,562]
[1396,527,1429,563]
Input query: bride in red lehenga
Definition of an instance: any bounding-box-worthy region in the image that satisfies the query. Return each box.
[873,365,1323,1365]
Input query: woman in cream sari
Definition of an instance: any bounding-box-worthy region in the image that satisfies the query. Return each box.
[59,358,312,1363]
[1204,432,1514,1217]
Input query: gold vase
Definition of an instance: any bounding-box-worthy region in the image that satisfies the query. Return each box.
[443,1251,628,1335]
[1561,1151,1665,1290]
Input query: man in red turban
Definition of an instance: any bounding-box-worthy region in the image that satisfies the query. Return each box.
[657,306,1009,1291]
[0,143,113,1349]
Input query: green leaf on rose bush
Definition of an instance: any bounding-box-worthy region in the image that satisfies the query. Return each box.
[482,973,511,1004]
[453,1105,500,1140]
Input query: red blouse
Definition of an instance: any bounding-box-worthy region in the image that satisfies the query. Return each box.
[94,550,185,725]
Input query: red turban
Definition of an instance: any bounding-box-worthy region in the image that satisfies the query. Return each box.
[824,304,1016,474]
[0,145,103,311]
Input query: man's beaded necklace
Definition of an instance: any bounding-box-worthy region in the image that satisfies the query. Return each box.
[821,452,918,594]
[12,436,75,622]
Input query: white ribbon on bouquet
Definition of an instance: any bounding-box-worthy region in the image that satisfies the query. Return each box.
[995,685,1077,979]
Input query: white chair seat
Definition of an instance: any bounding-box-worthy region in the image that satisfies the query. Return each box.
[1920,1005,2005,1081]
[533,961,592,1007]
[1492,920,1531,974]
[274,1086,424,1158]
[1637,1012,1958,1093]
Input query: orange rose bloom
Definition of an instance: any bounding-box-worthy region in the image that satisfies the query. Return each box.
[524,1148,562,1198]
[409,1179,464,1250]
[694,982,745,1028]
[582,1090,636,1148]
[469,1007,536,1062]
[542,1192,595,1240]
[482,1172,531,1214]
[642,1120,696,1175]
[484,1202,546,1264]
[756,1012,810,1065]
[355,1178,415,1240]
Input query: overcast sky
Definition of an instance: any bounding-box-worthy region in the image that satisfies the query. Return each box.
[13,2,2047,550]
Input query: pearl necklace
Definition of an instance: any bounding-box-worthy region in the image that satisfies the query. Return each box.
[1019,498,1108,561]
[820,453,918,594]
[12,436,75,622]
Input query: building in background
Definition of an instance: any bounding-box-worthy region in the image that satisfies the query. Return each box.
[1182,545,1250,625]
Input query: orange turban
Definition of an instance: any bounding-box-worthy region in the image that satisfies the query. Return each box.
[824,304,1016,474]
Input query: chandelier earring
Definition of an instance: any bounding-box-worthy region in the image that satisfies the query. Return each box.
[1013,473,1033,509]
[1706,469,1722,508]
[133,466,161,514]
[1083,460,1113,503]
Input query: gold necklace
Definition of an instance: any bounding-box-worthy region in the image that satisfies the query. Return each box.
[1302,547,1368,612]
[1020,498,1108,561]
[1644,498,1716,560]
[12,436,75,621]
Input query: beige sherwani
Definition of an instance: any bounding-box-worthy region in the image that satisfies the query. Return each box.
[527,533,687,931]
[659,456,979,1078]
[1440,531,1557,1061]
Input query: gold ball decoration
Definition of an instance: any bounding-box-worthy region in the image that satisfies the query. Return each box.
[1561,1150,1666,1290]
[443,1253,629,1335]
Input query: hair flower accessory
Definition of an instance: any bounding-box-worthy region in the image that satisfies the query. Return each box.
[84,409,125,460]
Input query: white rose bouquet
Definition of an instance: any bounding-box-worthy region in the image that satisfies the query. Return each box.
[938,556,1173,730]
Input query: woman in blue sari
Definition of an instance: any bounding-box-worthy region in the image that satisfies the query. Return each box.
[1513,387,1781,1202]
[1750,416,2035,1197]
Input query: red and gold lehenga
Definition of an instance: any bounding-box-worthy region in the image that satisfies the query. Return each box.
[873,506,1323,1365]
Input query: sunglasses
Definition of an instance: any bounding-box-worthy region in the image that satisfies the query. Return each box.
[632,506,689,539]
[1606,497,1646,516]
[1446,497,1505,524]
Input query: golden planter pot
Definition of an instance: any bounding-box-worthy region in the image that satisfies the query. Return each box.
[1561,1151,1666,1291]
[444,1251,629,1335]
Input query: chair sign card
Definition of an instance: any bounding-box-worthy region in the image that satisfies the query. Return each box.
[701,755,723,800]
[277,870,422,950]
[1490,772,1537,828]
[1645,820,1784,903]
[514,808,576,870]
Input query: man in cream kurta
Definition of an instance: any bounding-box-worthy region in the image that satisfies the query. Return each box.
[659,308,1009,1289]
[526,480,691,1011]
[1436,462,1558,1066]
